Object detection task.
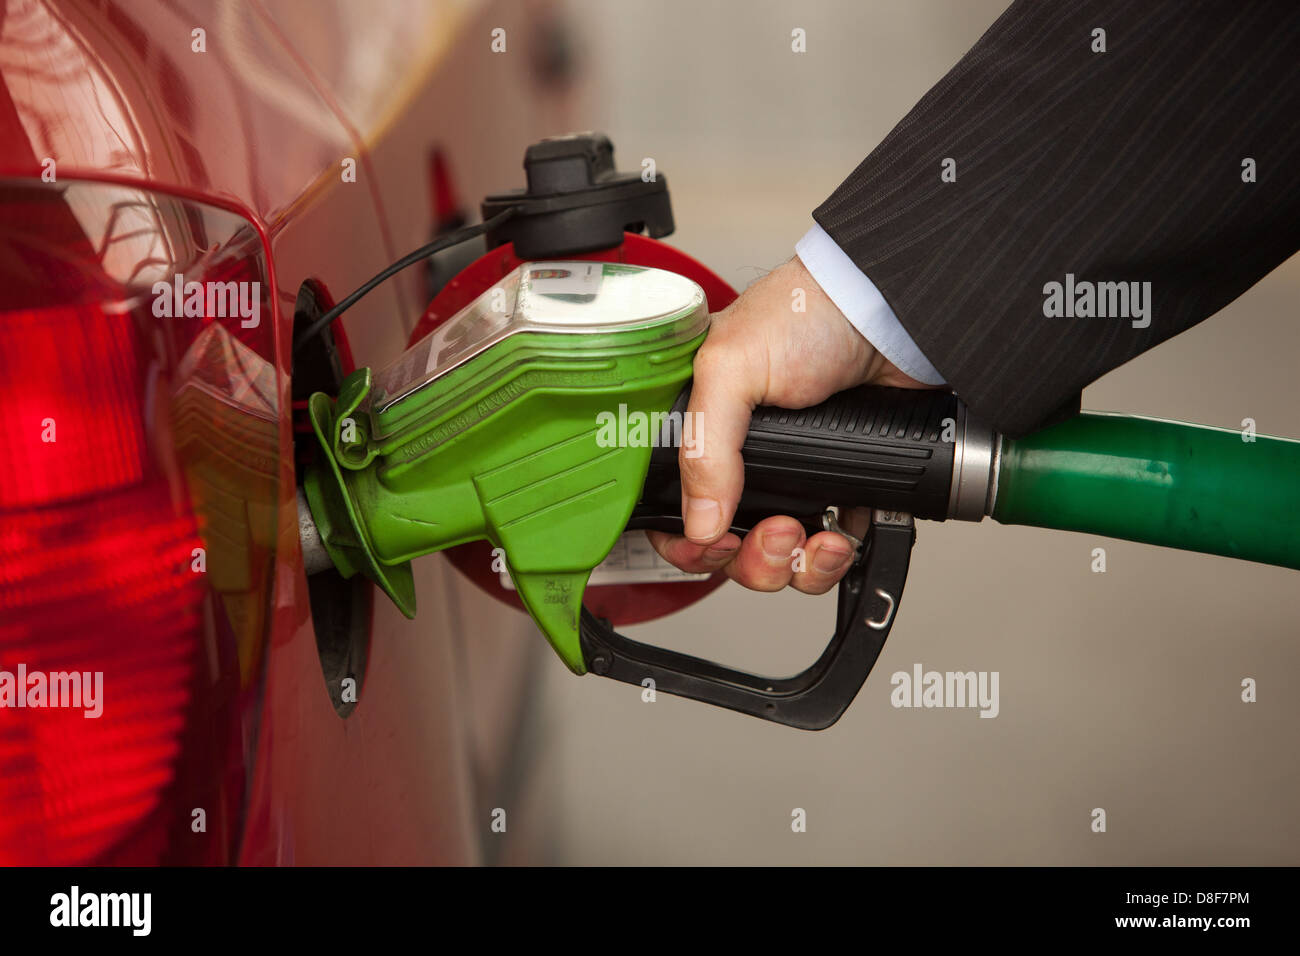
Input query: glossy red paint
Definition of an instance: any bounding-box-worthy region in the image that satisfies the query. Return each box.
[0,0,584,864]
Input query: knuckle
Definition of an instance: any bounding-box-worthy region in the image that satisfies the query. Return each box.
[677,447,711,486]
[691,339,730,378]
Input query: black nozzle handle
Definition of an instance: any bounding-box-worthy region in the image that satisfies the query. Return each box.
[598,384,977,729]
[629,384,962,537]
[582,509,915,730]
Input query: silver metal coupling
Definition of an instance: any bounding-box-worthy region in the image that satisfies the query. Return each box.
[947,404,1001,522]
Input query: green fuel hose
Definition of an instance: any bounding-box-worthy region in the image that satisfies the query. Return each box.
[993,413,1300,570]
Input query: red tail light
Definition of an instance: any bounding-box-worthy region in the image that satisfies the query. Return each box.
[0,306,145,506]
[0,487,205,864]
[0,180,280,864]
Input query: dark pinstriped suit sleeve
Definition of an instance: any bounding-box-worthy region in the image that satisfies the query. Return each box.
[814,0,1300,437]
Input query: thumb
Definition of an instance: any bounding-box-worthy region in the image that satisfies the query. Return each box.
[679,347,759,544]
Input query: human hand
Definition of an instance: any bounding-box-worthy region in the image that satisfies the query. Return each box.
[647,255,936,593]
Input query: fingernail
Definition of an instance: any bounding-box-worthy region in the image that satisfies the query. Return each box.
[703,544,737,565]
[814,543,853,574]
[761,529,800,561]
[684,497,721,542]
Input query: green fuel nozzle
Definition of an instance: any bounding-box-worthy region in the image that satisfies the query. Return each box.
[300,258,1300,729]
[302,261,709,674]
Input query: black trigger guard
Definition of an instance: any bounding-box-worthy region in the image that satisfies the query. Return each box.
[578,511,916,730]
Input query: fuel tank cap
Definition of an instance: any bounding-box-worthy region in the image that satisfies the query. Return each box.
[481,132,674,257]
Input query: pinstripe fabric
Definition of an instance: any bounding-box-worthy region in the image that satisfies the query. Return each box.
[814,0,1300,437]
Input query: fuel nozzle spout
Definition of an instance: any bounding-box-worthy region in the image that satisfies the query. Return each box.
[296,487,334,577]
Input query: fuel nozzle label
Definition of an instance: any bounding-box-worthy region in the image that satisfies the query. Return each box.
[524,262,603,297]
[499,531,711,590]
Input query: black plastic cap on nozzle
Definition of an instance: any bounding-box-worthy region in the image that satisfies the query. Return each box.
[481,132,674,258]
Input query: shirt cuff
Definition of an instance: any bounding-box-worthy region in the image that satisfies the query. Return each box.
[794,223,945,385]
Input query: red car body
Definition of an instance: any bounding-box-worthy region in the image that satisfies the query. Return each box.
[0,0,580,865]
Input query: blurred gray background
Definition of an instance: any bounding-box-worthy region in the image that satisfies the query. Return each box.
[529,0,1300,864]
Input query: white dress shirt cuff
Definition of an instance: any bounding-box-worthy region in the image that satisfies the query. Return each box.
[794,223,945,385]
